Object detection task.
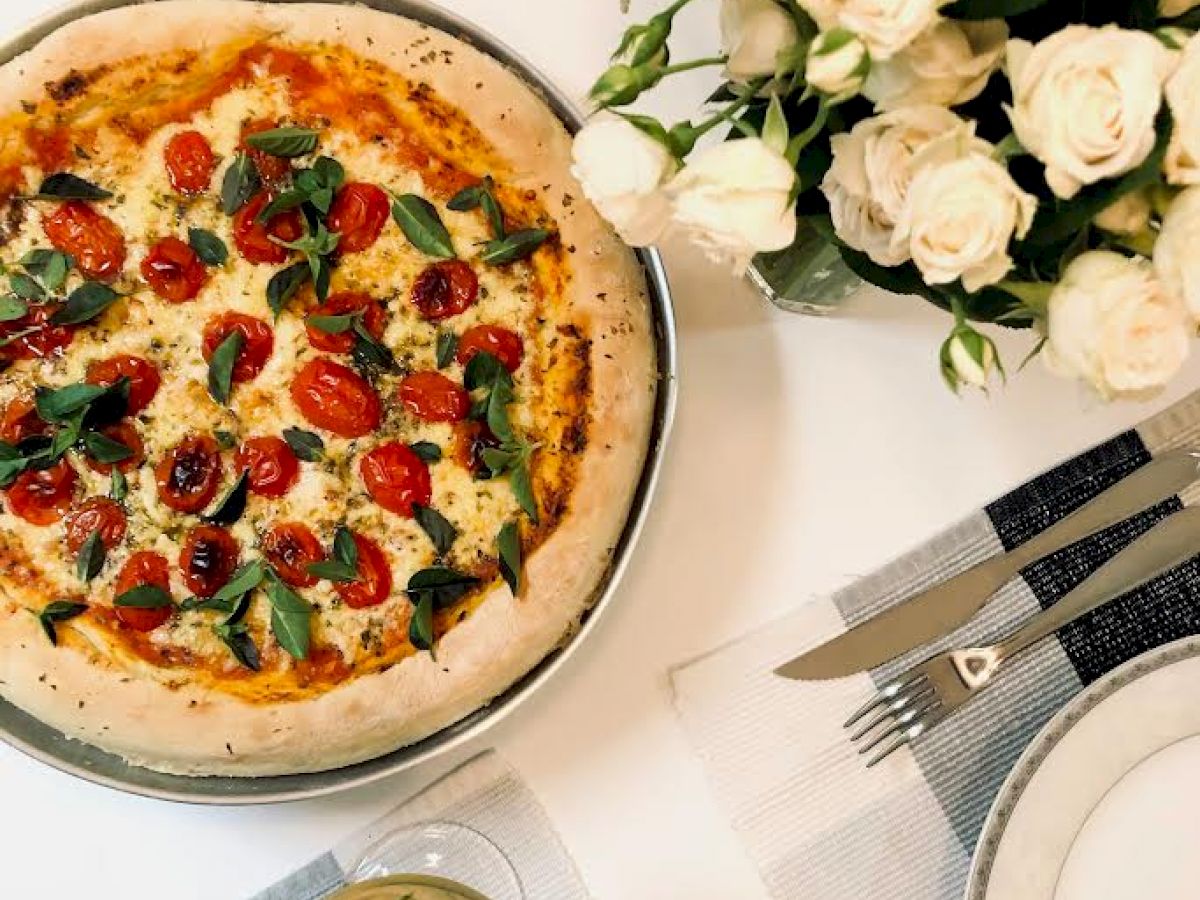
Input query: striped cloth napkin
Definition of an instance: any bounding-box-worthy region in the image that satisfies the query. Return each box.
[671,390,1200,900]
[251,751,588,900]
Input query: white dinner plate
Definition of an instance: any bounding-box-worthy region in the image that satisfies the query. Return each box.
[966,635,1200,900]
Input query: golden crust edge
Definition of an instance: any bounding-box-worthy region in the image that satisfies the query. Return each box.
[0,1,657,776]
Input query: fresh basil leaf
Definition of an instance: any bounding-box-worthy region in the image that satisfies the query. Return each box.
[214,621,261,671]
[436,331,458,369]
[497,521,522,596]
[207,330,244,405]
[314,254,332,302]
[9,272,45,301]
[214,429,237,451]
[76,529,106,583]
[221,153,261,215]
[351,320,397,373]
[0,455,28,488]
[481,446,518,477]
[255,189,309,223]
[0,295,28,322]
[306,313,357,334]
[463,351,508,391]
[412,504,457,557]
[225,590,253,626]
[180,595,236,614]
[409,441,442,463]
[408,593,435,652]
[265,574,312,660]
[244,127,319,158]
[480,228,551,266]
[114,585,174,608]
[81,430,132,464]
[447,176,505,238]
[486,378,516,445]
[266,261,311,318]
[35,382,107,423]
[333,526,358,568]
[391,194,456,259]
[48,412,84,459]
[203,470,249,526]
[283,427,324,462]
[110,469,127,502]
[212,559,266,602]
[305,560,358,582]
[33,173,112,201]
[275,221,339,258]
[37,600,87,645]
[21,249,72,292]
[511,459,539,523]
[405,566,479,610]
[50,281,120,325]
[188,228,228,266]
[309,156,345,190]
[0,441,20,461]
[80,377,130,429]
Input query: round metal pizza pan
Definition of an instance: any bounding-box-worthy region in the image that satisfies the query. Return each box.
[0,0,678,804]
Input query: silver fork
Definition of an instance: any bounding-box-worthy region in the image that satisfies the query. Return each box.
[846,504,1200,767]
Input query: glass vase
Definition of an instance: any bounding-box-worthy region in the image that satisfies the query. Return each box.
[749,219,862,315]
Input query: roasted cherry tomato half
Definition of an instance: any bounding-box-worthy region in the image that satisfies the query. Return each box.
[164,130,216,195]
[327,183,389,254]
[0,397,48,444]
[155,434,222,514]
[410,260,479,321]
[64,497,127,553]
[305,291,387,354]
[202,312,274,383]
[290,358,381,438]
[141,236,209,302]
[0,304,74,361]
[456,324,524,373]
[83,420,145,476]
[235,436,300,498]
[86,354,161,416]
[232,192,304,265]
[360,441,432,518]
[239,118,294,184]
[113,551,173,631]
[41,201,126,281]
[179,525,240,598]
[398,371,470,423]
[5,459,77,526]
[262,522,324,588]
[333,531,393,609]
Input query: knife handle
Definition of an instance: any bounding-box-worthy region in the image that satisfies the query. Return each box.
[1003,449,1200,574]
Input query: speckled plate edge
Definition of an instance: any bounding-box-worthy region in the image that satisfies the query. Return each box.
[965,635,1200,899]
[0,0,678,804]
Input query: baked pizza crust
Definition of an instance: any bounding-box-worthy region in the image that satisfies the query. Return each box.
[0,1,656,775]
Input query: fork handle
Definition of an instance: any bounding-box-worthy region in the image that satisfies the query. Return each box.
[996,506,1200,661]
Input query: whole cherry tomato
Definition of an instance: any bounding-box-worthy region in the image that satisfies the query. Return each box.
[305,291,387,354]
[6,459,77,525]
[113,551,173,631]
[290,358,381,438]
[164,130,216,195]
[398,371,469,423]
[155,434,221,514]
[141,236,209,302]
[42,201,126,281]
[359,442,432,517]
[327,183,389,254]
[64,497,127,553]
[235,436,300,498]
[179,525,240,598]
[86,354,161,416]
[410,260,479,320]
[262,522,324,588]
[456,324,524,373]
[333,531,393,608]
[202,313,274,383]
[232,192,304,265]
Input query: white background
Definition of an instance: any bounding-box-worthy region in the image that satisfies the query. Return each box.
[2,2,1198,898]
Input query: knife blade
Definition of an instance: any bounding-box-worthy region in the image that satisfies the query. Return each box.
[775,448,1200,681]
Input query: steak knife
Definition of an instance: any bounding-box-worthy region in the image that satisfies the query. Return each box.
[775,448,1200,681]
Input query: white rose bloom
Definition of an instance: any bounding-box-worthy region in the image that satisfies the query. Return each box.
[820,105,962,266]
[1162,0,1200,16]
[1165,33,1200,184]
[570,118,677,246]
[1007,26,1176,199]
[892,125,1037,290]
[1093,190,1152,235]
[1046,251,1190,397]
[668,138,797,273]
[1154,186,1200,319]
[865,19,1007,110]
[806,29,870,97]
[720,0,800,82]
[942,329,998,391]
[838,0,945,61]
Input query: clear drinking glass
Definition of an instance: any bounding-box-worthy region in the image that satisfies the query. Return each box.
[749,218,862,315]
[328,821,524,900]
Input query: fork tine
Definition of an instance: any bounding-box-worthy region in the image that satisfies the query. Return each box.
[847,683,935,741]
[864,730,910,768]
[858,697,944,763]
[842,672,928,729]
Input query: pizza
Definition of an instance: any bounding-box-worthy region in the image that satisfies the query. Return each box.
[0,1,656,776]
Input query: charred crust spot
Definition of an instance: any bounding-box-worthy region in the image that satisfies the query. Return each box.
[45,68,96,105]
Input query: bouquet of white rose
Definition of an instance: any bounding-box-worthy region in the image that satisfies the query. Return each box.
[573,0,1200,397]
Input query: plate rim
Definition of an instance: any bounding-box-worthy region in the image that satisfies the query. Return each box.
[965,634,1200,900]
[0,0,679,804]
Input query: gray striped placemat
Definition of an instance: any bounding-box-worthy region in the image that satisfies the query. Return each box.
[671,390,1200,900]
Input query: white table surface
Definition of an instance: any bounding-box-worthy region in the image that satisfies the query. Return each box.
[3,2,1198,898]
